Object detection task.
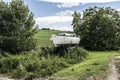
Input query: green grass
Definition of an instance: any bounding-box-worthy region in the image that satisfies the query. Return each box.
[34,30,62,48]
[51,51,120,80]
[0,30,120,79]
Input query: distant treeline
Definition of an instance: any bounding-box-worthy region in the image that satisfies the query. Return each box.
[41,28,50,30]
[40,28,74,33]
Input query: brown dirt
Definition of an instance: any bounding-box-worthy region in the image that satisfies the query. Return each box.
[106,56,120,80]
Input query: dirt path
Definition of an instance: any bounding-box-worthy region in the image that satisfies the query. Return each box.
[0,78,13,80]
[0,75,13,80]
[106,56,120,80]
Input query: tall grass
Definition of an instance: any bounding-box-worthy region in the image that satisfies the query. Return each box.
[0,46,89,79]
[51,51,120,80]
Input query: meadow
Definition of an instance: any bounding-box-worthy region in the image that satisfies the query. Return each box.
[0,30,119,80]
[51,51,120,80]
[34,30,62,48]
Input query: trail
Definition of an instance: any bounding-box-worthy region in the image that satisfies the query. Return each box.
[0,75,13,80]
[106,56,120,80]
[0,78,13,80]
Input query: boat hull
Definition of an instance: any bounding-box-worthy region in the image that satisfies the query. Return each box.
[51,36,80,47]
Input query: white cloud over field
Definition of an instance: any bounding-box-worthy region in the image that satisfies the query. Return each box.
[38,0,119,8]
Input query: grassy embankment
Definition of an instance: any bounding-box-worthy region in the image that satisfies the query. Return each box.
[0,30,119,80]
[51,51,120,80]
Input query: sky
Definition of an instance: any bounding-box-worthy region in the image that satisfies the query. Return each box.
[3,0,120,31]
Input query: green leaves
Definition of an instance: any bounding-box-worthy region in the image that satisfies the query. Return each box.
[0,0,37,54]
[72,6,120,50]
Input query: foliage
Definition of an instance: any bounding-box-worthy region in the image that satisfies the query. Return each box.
[72,6,120,50]
[0,46,89,79]
[40,46,55,58]
[12,66,27,79]
[0,52,69,79]
[0,0,37,54]
[64,47,89,64]
[0,58,19,74]
[52,51,120,80]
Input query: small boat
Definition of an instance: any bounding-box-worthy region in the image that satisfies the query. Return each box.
[50,33,80,47]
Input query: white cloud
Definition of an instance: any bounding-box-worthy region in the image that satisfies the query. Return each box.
[117,9,120,11]
[35,10,85,31]
[36,10,74,25]
[35,16,73,26]
[57,2,80,8]
[56,10,74,16]
[38,0,119,8]
[35,10,75,31]
[38,0,119,3]
[51,26,73,31]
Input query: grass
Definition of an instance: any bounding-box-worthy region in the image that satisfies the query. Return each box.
[51,51,120,80]
[0,30,120,80]
[34,30,62,48]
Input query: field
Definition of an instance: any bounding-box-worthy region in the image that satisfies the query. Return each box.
[51,51,120,80]
[0,30,120,80]
[34,30,63,48]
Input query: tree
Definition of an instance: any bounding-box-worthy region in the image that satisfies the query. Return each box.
[72,11,81,35]
[72,6,120,50]
[0,0,37,54]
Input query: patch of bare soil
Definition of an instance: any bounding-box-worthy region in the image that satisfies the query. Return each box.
[86,56,120,80]
[106,56,120,80]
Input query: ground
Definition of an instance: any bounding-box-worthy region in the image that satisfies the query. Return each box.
[106,56,120,80]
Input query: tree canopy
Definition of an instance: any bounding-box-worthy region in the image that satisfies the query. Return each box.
[0,0,37,54]
[72,6,120,50]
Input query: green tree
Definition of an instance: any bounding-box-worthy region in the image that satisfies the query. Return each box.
[0,0,37,54]
[72,6,120,50]
[72,11,82,35]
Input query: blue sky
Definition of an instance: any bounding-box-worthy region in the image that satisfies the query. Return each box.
[3,0,120,31]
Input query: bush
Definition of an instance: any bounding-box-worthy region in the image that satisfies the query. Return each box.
[0,46,89,79]
[22,59,40,72]
[0,49,9,57]
[12,66,27,79]
[38,57,69,77]
[40,46,89,64]
[64,47,89,64]
[0,57,19,73]
[40,46,55,58]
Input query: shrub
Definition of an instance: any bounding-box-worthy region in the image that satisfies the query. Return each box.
[12,66,27,79]
[64,47,89,64]
[40,46,55,58]
[0,46,89,78]
[23,59,40,72]
[0,49,9,57]
[38,57,69,77]
[0,57,19,73]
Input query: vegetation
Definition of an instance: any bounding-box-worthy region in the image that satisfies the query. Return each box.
[72,6,120,50]
[51,51,120,80]
[0,45,88,79]
[0,1,120,79]
[34,29,62,48]
[0,29,119,80]
[0,0,37,54]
